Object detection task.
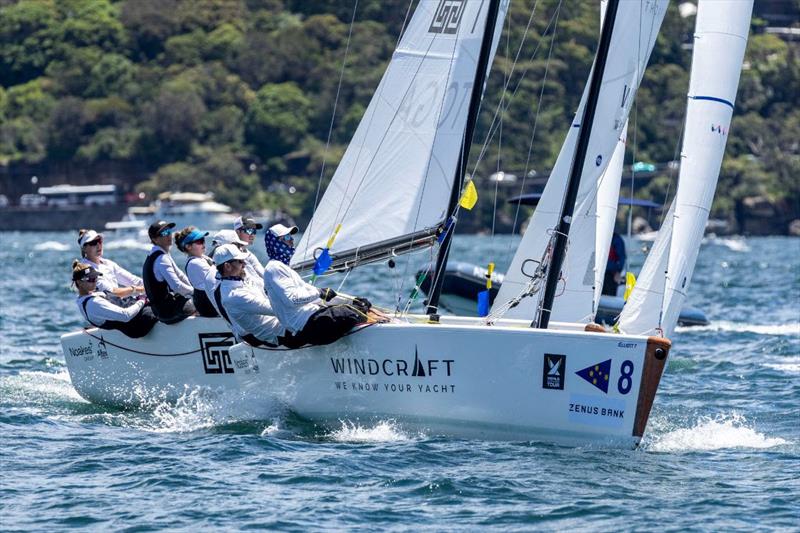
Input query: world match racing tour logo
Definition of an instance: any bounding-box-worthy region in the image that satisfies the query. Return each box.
[330,346,455,394]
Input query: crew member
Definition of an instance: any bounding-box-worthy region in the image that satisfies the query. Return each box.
[212,244,284,347]
[262,224,372,348]
[72,260,157,338]
[209,229,263,292]
[603,232,627,296]
[142,220,196,324]
[175,226,218,317]
[78,229,144,305]
[233,215,265,287]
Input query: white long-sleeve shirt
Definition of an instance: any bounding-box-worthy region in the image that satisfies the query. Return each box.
[243,250,265,290]
[77,292,145,326]
[217,277,284,343]
[185,255,214,290]
[205,269,222,315]
[150,245,193,297]
[262,260,322,333]
[80,257,142,296]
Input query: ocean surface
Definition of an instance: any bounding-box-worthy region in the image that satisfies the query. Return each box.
[1,231,798,531]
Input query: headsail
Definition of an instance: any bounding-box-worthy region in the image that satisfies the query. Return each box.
[619,0,753,337]
[492,1,667,321]
[293,0,509,272]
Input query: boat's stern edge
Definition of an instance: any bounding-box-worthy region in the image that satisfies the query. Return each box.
[632,336,671,438]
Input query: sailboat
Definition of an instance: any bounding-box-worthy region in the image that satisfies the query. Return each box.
[60,0,714,447]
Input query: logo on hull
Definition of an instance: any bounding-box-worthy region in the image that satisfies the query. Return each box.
[542,353,566,390]
[575,359,611,393]
[198,333,235,374]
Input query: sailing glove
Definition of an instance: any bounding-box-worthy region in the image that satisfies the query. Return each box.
[320,288,338,302]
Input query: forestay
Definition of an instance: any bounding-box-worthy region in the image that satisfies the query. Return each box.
[619,0,753,337]
[492,0,667,322]
[293,0,509,271]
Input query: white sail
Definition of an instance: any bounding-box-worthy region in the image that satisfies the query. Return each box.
[617,201,674,335]
[293,0,509,268]
[619,0,752,337]
[660,0,753,337]
[493,1,667,321]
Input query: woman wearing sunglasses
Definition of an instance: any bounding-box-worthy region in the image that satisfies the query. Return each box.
[73,261,157,338]
[78,228,144,305]
[142,220,196,324]
[175,226,219,317]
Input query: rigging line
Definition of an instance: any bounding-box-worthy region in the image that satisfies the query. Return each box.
[505,1,562,262]
[331,2,451,230]
[470,0,552,179]
[492,9,513,239]
[302,0,361,262]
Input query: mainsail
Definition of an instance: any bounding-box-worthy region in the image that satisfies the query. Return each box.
[618,0,753,337]
[492,1,667,321]
[293,0,509,271]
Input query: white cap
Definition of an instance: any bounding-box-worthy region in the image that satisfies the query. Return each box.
[269,223,299,237]
[233,215,263,231]
[213,244,249,266]
[78,229,103,247]
[211,229,247,248]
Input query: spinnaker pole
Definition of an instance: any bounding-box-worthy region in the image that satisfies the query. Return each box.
[536,0,619,329]
[426,0,503,316]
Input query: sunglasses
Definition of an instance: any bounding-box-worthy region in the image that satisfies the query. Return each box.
[85,239,102,247]
[281,235,294,242]
[159,228,173,237]
[240,228,257,236]
[188,239,205,246]
[81,276,99,283]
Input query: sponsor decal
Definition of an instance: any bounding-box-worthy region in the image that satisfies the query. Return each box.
[576,359,611,393]
[68,344,93,358]
[198,333,235,374]
[568,393,626,428]
[542,353,566,390]
[617,342,637,349]
[595,154,603,166]
[429,0,465,35]
[330,345,455,394]
[97,338,109,360]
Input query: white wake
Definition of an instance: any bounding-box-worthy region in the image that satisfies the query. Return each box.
[646,413,788,452]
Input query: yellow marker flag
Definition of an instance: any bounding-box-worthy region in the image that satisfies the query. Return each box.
[485,262,495,289]
[623,272,636,301]
[459,180,478,210]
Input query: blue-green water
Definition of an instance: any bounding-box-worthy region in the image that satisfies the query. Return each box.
[1,232,798,530]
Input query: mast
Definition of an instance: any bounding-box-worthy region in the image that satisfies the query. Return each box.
[426,0,503,316]
[536,0,619,329]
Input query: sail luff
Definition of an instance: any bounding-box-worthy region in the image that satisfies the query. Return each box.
[535,0,621,329]
[426,0,505,315]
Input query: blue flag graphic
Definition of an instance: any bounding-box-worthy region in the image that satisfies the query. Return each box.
[575,359,612,393]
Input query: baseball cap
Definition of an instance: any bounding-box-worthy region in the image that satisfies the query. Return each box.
[73,264,103,282]
[213,243,249,266]
[268,223,299,238]
[233,215,263,231]
[78,229,103,247]
[148,220,176,239]
[211,229,247,248]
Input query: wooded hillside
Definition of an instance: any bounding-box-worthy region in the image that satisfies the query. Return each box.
[1,0,798,233]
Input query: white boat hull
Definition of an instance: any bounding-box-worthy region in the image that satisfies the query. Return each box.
[61,316,669,447]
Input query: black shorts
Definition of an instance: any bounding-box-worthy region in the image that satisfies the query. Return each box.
[280,305,364,348]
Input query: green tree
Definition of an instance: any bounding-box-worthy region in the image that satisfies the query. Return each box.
[245,82,311,159]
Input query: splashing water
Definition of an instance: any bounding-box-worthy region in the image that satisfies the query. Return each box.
[328,420,417,443]
[645,413,788,453]
[677,321,800,336]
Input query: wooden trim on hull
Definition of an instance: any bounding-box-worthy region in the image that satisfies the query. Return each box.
[632,336,671,438]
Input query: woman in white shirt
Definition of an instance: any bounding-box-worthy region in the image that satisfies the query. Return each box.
[73,260,157,338]
[175,226,218,317]
[77,229,144,304]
